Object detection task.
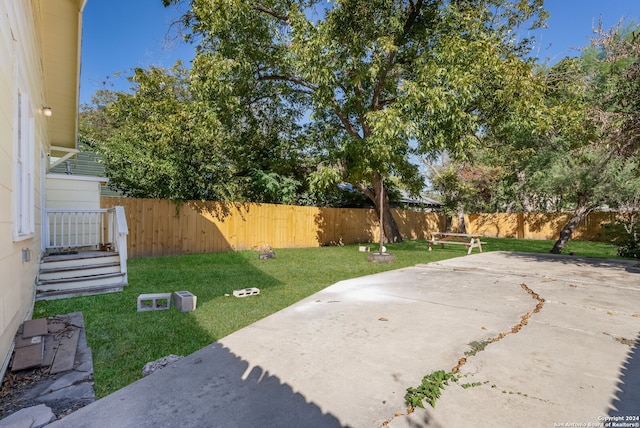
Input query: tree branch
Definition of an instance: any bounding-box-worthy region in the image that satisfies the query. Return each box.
[421,158,443,180]
[257,74,317,91]
[252,3,289,22]
[354,182,375,201]
[371,0,424,110]
[332,101,362,139]
[379,97,397,107]
[337,80,368,136]
[258,72,359,137]
[371,52,396,111]
[403,0,424,37]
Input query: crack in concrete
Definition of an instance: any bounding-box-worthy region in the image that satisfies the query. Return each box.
[451,282,545,373]
[381,282,545,427]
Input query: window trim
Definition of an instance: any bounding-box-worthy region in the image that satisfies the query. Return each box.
[13,83,35,241]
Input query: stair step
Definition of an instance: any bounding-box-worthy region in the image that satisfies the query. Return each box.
[41,253,120,270]
[42,250,117,261]
[37,250,128,301]
[37,272,127,291]
[35,283,126,301]
[38,262,121,280]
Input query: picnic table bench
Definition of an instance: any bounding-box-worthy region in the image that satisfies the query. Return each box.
[428,232,486,255]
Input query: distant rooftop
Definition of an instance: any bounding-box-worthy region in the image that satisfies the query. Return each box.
[48,144,121,197]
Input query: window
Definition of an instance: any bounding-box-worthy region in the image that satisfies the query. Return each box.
[14,88,35,239]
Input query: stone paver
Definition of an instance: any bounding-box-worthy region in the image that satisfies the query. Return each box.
[0,404,55,428]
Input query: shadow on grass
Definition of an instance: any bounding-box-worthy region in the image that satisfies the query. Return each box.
[48,343,348,428]
[609,331,640,417]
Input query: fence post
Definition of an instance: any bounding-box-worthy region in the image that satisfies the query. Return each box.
[517,213,525,239]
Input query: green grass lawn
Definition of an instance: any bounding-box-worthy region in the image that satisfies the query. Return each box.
[33,238,623,397]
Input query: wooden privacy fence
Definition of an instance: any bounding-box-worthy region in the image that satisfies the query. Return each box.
[101,197,620,258]
[465,212,618,242]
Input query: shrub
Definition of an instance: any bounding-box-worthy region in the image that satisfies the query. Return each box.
[604,212,640,259]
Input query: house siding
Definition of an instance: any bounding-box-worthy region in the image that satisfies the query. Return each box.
[0,0,47,378]
[46,174,104,210]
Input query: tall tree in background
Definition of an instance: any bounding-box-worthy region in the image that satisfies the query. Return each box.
[164,0,547,242]
[538,24,640,254]
[79,65,243,201]
[425,22,640,253]
[80,64,317,204]
[425,155,505,232]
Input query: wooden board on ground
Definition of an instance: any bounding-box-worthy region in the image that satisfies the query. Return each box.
[15,335,42,349]
[50,329,79,374]
[42,335,58,367]
[11,342,44,371]
[22,318,48,338]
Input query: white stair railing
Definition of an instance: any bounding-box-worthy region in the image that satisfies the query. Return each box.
[45,209,107,252]
[44,207,129,281]
[113,206,128,281]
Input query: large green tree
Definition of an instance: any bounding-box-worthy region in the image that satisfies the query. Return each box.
[531,24,640,254]
[80,64,242,201]
[80,64,318,204]
[165,0,547,242]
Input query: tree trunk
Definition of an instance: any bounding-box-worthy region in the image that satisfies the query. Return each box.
[456,203,467,234]
[357,174,403,243]
[517,170,535,212]
[550,193,592,254]
[444,215,453,232]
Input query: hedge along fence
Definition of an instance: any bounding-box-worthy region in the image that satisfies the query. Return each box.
[101,197,617,258]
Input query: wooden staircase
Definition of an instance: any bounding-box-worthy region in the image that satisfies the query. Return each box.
[36,251,128,301]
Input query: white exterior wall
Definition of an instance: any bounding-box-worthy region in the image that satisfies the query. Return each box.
[46,174,106,210]
[0,0,48,377]
[44,175,107,252]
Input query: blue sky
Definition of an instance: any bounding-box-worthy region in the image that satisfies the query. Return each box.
[79,0,639,104]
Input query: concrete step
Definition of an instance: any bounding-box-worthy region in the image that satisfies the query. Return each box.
[38,262,121,281]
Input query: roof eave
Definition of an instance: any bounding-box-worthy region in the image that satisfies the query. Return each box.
[36,0,86,153]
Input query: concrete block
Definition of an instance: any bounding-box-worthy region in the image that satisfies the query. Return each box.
[173,291,197,312]
[258,251,275,260]
[233,287,260,298]
[137,293,172,311]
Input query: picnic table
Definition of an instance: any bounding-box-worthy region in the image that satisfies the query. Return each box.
[428,232,486,255]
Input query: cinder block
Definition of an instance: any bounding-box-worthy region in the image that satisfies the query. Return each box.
[173,291,197,312]
[233,287,260,298]
[259,251,275,260]
[137,293,172,311]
